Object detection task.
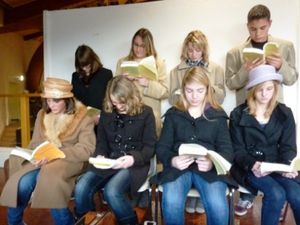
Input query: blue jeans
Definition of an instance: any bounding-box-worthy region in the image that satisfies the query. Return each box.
[162,171,228,225]
[74,169,136,222]
[7,169,74,225]
[247,173,300,225]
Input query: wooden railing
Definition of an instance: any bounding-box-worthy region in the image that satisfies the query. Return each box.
[0,93,41,147]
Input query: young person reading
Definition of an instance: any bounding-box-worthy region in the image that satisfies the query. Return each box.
[229,65,300,225]
[0,77,96,225]
[74,76,156,225]
[156,67,235,225]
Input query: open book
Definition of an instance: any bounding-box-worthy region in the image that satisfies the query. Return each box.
[260,156,300,173]
[120,55,158,81]
[178,143,232,175]
[243,42,279,62]
[89,157,118,169]
[87,106,101,117]
[10,141,65,161]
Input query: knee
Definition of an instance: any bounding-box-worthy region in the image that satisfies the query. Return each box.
[269,187,286,205]
[103,186,119,201]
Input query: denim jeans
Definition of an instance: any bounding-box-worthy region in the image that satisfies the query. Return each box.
[74,169,136,221]
[247,172,300,225]
[162,171,228,225]
[7,169,74,225]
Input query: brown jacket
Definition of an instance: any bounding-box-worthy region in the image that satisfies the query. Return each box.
[225,35,298,106]
[168,60,225,105]
[115,56,169,135]
[0,101,96,208]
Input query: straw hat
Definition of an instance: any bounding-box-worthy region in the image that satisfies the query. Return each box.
[246,65,283,90]
[41,77,73,98]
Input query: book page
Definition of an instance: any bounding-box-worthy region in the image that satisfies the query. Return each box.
[32,141,65,161]
[87,106,101,117]
[10,147,33,161]
[120,61,139,77]
[260,162,292,173]
[207,150,232,175]
[89,157,118,169]
[263,42,279,57]
[178,143,208,159]
[242,48,264,62]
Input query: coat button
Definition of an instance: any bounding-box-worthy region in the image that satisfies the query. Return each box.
[128,136,133,140]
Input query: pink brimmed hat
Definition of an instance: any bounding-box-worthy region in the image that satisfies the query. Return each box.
[246,65,283,90]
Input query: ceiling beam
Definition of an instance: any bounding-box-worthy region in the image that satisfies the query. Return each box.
[0,0,12,10]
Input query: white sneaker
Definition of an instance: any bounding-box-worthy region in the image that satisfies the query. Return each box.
[234,198,254,216]
[195,199,205,214]
[185,197,197,213]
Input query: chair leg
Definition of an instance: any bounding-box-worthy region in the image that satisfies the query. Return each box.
[228,188,236,225]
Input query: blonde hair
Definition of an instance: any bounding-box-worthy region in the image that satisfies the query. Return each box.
[180,30,209,63]
[103,76,144,116]
[128,28,157,60]
[247,81,279,117]
[175,67,220,111]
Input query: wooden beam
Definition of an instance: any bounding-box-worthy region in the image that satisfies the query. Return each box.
[0,0,12,10]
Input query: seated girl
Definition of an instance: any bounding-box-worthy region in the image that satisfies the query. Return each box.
[74,76,156,225]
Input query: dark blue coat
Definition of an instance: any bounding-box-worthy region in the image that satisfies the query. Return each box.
[72,67,112,110]
[89,105,156,193]
[229,102,297,192]
[156,106,235,186]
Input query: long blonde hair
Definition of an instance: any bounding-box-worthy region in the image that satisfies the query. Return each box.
[247,81,279,117]
[103,76,144,116]
[127,28,157,60]
[175,67,220,111]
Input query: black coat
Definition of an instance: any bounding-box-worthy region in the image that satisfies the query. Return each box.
[72,67,112,110]
[89,105,156,194]
[229,103,297,192]
[155,106,236,187]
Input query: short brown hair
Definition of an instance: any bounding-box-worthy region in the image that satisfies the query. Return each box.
[75,44,103,75]
[247,4,271,22]
[181,30,209,63]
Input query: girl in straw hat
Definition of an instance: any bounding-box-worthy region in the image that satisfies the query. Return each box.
[0,77,96,225]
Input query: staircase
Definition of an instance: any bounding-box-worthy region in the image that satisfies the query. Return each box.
[0,120,20,147]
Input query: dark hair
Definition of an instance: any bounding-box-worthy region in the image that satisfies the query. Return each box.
[75,44,103,75]
[42,98,76,114]
[247,4,271,22]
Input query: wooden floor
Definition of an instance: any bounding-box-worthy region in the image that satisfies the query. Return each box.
[0,168,296,225]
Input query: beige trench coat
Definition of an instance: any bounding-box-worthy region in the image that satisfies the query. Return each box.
[225,35,298,106]
[0,101,96,208]
[115,56,169,135]
[168,60,225,106]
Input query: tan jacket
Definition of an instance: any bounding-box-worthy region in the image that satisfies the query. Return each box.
[0,101,96,208]
[169,60,225,105]
[225,35,298,106]
[115,56,169,135]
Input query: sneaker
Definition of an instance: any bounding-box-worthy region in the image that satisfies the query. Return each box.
[234,199,254,216]
[185,197,197,213]
[195,199,205,214]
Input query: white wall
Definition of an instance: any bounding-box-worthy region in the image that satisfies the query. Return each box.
[44,0,299,142]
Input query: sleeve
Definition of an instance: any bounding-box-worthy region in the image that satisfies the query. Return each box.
[94,113,110,157]
[225,48,248,90]
[229,111,256,171]
[143,58,169,100]
[211,65,226,104]
[278,42,298,86]
[28,110,46,149]
[168,66,181,106]
[128,108,156,166]
[278,108,297,164]
[156,113,177,168]
[62,116,96,162]
[214,117,234,163]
